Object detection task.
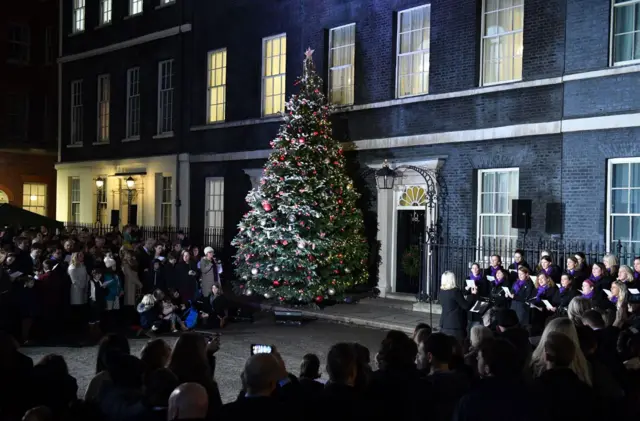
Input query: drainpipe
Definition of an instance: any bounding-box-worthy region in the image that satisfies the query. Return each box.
[57,0,63,163]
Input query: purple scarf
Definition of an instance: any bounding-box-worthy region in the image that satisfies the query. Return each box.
[583,290,594,299]
[635,271,639,280]
[589,275,601,283]
[559,286,566,294]
[542,266,552,276]
[611,296,618,304]
[567,269,575,276]
[469,273,482,282]
[513,280,525,294]
[536,285,548,300]
[489,266,500,277]
[493,277,504,286]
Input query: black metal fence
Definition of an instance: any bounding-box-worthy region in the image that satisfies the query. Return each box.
[62,223,225,251]
[431,237,637,293]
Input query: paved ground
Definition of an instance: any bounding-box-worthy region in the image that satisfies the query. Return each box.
[20,314,387,404]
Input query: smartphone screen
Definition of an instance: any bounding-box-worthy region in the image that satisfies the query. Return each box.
[251,344,273,355]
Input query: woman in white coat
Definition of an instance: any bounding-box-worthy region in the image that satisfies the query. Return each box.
[122,250,143,323]
[68,252,89,338]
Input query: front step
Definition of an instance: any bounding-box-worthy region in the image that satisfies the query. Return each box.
[363,295,443,314]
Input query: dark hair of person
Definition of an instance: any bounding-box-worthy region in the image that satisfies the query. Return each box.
[96,333,131,374]
[544,332,575,368]
[562,272,574,283]
[479,338,519,378]
[42,259,54,271]
[353,342,372,391]
[576,326,598,357]
[424,333,453,364]
[108,354,145,389]
[581,309,605,329]
[496,308,519,329]
[540,255,552,264]
[414,328,432,347]
[168,333,211,384]
[496,268,510,281]
[413,323,432,340]
[140,338,172,374]
[143,368,179,408]
[514,249,525,256]
[376,330,418,369]
[299,353,321,379]
[326,342,358,384]
[593,262,606,275]
[575,252,587,262]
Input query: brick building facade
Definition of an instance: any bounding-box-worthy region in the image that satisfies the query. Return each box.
[58,0,640,296]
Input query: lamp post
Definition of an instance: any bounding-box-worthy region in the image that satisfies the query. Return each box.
[373,159,441,328]
[95,177,104,224]
[126,176,135,225]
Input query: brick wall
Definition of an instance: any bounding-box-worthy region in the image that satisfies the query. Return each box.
[564,0,611,74]
[564,73,640,119]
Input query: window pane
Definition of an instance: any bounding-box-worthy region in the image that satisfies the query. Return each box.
[613,215,631,241]
[615,5,635,34]
[481,193,493,213]
[496,193,509,213]
[631,163,640,187]
[612,163,629,188]
[482,172,495,192]
[496,216,511,236]
[632,216,640,241]
[612,189,629,213]
[631,189,640,213]
[482,216,496,235]
[614,33,635,63]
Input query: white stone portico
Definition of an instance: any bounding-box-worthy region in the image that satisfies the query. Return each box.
[367,158,445,299]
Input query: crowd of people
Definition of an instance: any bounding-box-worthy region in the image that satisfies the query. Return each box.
[2,226,640,420]
[0,225,226,346]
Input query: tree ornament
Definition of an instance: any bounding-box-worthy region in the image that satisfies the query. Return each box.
[273,266,280,272]
[273,280,280,286]
[345,268,351,274]
[251,268,259,275]
[316,296,324,303]
[328,288,336,296]
[288,214,296,223]
[260,219,266,226]
[264,292,272,299]
[297,241,306,249]
[245,289,253,296]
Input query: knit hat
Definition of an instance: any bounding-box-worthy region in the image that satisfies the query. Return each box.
[204,246,214,255]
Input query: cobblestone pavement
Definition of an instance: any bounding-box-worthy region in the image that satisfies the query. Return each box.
[21,315,388,403]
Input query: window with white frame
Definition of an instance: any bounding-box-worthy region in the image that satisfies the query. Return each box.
[126,67,141,139]
[608,159,640,259]
[130,0,142,15]
[207,49,227,123]
[70,177,81,223]
[97,177,107,223]
[205,178,224,230]
[100,0,112,25]
[6,93,28,140]
[612,0,640,65]
[328,24,355,106]
[8,23,30,64]
[262,34,286,116]
[97,75,110,143]
[397,5,431,97]
[72,0,85,33]
[477,169,519,246]
[45,26,54,65]
[157,60,174,134]
[481,0,524,85]
[70,80,83,145]
[23,183,47,216]
[161,176,172,227]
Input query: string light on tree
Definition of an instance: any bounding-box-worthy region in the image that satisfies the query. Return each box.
[230,47,369,304]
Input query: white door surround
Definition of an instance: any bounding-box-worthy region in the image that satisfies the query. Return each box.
[369,158,445,298]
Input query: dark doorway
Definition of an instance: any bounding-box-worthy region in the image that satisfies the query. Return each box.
[395,210,424,294]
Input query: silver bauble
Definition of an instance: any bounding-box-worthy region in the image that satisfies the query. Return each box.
[260,220,266,226]
[245,289,253,296]
[242,275,248,280]
[345,268,351,274]
[264,292,272,299]
[297,241,306,249]
[288,214,296,223]
[328,288,336,296]
[274,266,280,272]
[251,268,259,275]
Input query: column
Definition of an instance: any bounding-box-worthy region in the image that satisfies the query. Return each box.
[376,188,394,297]
[242,168,263,190]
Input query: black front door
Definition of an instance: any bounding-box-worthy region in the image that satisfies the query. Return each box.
[395,210,424,294]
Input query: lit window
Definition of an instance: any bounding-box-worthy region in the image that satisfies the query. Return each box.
[130,0,143,16]
[126,67,141,139]
[23,183,47,216]
[608,158,640,261]
[70,177,81,223]
[481,0,524,85]
[72,0,85,33]
[97,177,108,223]
[477,168,519,247]
[262,34,286,116]
[207,49,227,123]
[70,80,83,145]
[397,5,431,97]
[157,60,174,134]
[100,0,112,25]
[8,23,30,64]
[161,176,172,227]
[97,75,110,143]
[328,24,355,105]
[612,0,640,65]
[205,178,224,230]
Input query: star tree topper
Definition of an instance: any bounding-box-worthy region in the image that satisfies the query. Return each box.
[305,47,315,59]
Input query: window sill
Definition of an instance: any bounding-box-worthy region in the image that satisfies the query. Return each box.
[153,132,174,139]
[124,13,143,20]
[95,22,112,30]
[612,59,640,67]
[121,136,140,143]
[92,141,109,146]
[68,31,84,37]
[66,143,83,148]
[155,1,176,10]
[480,78,523,88]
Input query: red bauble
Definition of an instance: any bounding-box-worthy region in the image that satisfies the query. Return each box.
[273,280,280,286]
[299,138,305,144]
[338,199,343,204]
[282,240,288,246]
[279,297,285,301]
[262,202,272,212]
[316,296,324,302]
[313,131,318,136]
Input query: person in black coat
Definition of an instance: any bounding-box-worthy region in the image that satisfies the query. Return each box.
[508,249,530,283]
[530,273,560,335]
[532,331,599,421]
[176,251,200,303]
[539,256,561,285]
[565,256,586,287]
[549,273,578,315]
[144,260,166,294]
[298,353,324,397]
[439,271,478,342]
[484,254,503,279]
[465,263,488,330]
[505,267,536,327]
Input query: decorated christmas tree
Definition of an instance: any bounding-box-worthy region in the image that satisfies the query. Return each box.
[231,48,369,304]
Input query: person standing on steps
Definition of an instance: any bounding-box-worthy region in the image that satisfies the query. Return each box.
[199,247,219,299]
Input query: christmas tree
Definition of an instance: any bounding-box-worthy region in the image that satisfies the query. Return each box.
[231,48,369,305]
